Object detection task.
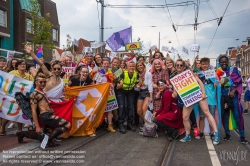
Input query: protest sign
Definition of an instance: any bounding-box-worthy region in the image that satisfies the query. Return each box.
[190,44,200,52]
[114,68,123,78]
[105,90,118,112]
[125,42,141,50]
[204,69,216,79]
[144,110,153,123]
[7,51,15,62]
[161,46,169,52]
[170,70,202,107]
[62,67,75,84]
[0,71,33,125]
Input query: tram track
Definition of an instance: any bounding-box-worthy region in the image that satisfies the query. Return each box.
[157,140,176,166]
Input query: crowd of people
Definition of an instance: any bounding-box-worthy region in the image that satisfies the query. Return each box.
[0,44,248,147]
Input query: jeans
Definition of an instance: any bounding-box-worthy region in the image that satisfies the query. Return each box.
[221,88,244,137]
[116,89,135,125]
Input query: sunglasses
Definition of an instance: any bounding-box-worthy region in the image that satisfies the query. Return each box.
[53,68,61,71]
[176,64,183,67]
[39,81,46,84]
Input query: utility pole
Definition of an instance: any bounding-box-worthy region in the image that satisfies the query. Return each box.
[158,32,160,50]
[100,0,104,56]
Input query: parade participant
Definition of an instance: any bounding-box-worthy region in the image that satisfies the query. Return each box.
[165,58,178,79]
[135,62,153,129]
[152,79,183,140]
[116,61,139,134]
[24,45,66,103]
[149,48,164,63]
[6,58,18,72]
[120,60,127,71]
[85,52,96,69]
[217,55,248,144]
[65,55,76,67]
[172,59,220,145]
[29,72,70,147]
[136,56,145,64]
[0,58,5,71]
[192,55,201,73]
[244,76,250,114]
[111,57,120,73]
[0,60,34,136]
[94,54,102,68]
[68,66,93,87]
[151,59,169,111]
[198,57,219,139]
[58,57,66,66]
[94,59,116,133]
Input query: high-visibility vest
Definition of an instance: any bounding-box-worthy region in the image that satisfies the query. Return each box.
[122,71,138,90]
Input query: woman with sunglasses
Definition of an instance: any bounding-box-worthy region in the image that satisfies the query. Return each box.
[0,60,34,136]
[173,59,220,145]
[151,59,169,112]
[68,66,93,87]
[135,61,153,133]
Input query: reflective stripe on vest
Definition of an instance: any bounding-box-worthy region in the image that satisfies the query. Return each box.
[122,71,138,90]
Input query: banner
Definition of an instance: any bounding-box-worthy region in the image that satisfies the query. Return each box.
[65,83,110,136]
[106,27,132,52]
[125,42,141,50]
[62,67,75,84]
[7,51,15,62]
[204,69,216,79]
[170,70,202,107]
[105,90,118,112]
[0,71,33,125]
[190,44,200,52]
[91,42,106,48]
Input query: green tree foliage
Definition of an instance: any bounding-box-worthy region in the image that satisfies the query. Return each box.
[26,0,55,56]
[133,37,148,57]
[65,34,73,51]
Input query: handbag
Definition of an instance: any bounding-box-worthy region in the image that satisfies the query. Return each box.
[222,95,234,112]
[142,122,158,138]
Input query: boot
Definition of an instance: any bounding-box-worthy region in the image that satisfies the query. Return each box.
[47,140,60,147]
[49,128,64,141]
[127,124,136,132]
[119,124,126,134]
[107,124,116,133]
[16,131,39,143]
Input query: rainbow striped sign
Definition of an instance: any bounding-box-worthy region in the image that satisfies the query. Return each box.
[170,70,202,107]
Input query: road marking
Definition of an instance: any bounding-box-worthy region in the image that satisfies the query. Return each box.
[205,135,221,166]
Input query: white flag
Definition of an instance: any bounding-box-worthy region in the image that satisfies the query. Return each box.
[161,46,169,52]
[170,47,178,54]
[91,42,106,48]
[7,51,15,62]
[182,46,189,55]
[190,44,200,52]
[150,45,157,51]
[73,38,78,47]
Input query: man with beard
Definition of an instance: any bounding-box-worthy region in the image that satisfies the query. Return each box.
[24,45,66,103]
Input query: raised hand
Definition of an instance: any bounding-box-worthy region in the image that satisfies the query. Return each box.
[24,44,33,54]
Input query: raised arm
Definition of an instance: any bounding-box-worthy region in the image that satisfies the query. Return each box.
[24,44,51,77]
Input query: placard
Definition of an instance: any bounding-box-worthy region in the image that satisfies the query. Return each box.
[62,67,75,84]
[170,70,202,107]
[40,134,49,149]
[114,68,123,78]
[105,90,118,112]
[204,69,216,79]
[144,110,153,123]
[125,42,141,50]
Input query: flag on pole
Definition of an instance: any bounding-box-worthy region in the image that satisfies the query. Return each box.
[190,44,200,52]
[34,45,42,65]
[182,46,189,55]
[73,38,78,47]
[106,27,132,52]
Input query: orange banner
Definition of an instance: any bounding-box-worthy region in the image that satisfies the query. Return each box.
[65,83,110,136]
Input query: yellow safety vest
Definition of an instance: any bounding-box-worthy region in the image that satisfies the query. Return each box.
[122,71,138,90]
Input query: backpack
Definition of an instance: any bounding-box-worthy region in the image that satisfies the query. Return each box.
[142,122,158,138]
[15,92,33,122]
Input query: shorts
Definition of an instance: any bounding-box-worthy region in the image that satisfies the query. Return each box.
[244,90,250,101]
[199,105,216,117]
[138,93,150,100]
[39,112,67,128]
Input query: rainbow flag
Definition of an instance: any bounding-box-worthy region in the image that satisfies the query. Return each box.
[34,45,43,65]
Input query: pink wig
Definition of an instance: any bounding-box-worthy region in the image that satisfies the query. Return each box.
[151,59,165,74]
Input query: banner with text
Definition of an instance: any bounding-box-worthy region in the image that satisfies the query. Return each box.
[62,67,75,84]
[0,70,33,124]
[170,70,202,107]
[105,90,118,112]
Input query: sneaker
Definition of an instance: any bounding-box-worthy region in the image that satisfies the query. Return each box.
[89,134,96,137]
[193,127,200,139]
[199,133,204,139]
[240,137,249,144]
[23,124,29,128]
[209,132,215,140]
[7,122,15,129]
[244,109,248,114]
[223,134,231,141]
[53,136,62,142]
[178,128,185,136]
[180,134,191,142]
[213,132,220,145]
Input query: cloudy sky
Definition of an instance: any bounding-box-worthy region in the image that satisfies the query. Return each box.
[52,0,250,65]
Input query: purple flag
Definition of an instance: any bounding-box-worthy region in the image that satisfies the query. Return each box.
[106,27,132,52]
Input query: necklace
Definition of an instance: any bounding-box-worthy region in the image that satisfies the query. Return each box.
[79,78,86,86]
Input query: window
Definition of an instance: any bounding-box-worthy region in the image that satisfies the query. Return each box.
[0,9,7,27]
[52,28,58,42]
[26,18,32,33]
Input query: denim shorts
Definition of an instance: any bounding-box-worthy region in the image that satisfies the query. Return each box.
[138,91,150,100]
[199,105,216,117]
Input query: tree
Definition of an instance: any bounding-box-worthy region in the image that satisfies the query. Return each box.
[65,34,73,52]
[133,37,148,57]
[26,0,55,56]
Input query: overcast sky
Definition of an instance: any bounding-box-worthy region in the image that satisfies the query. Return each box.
[52,0,250,65]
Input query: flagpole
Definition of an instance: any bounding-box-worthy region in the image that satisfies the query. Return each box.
[158,32,160,50]
[100,0,104,57]
[131,26,132,43]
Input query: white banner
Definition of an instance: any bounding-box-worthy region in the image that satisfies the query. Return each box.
[91,42,106,48]
[182,46,189,55]
[0,70,33,124]
[190,44,200,52]
[73,38,78,47]
[7,51,15,62]
[161,46,169,52]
